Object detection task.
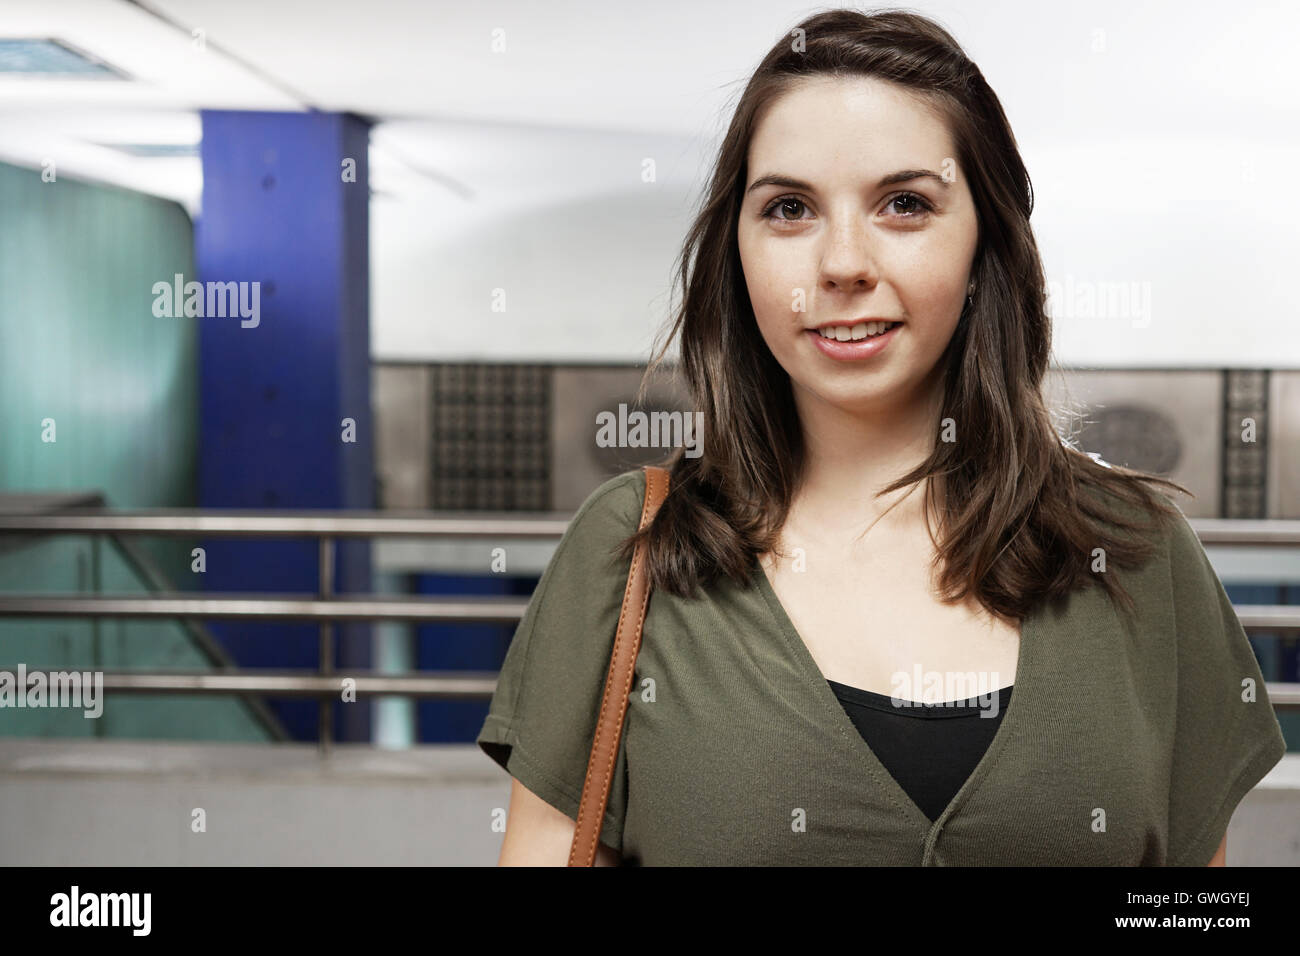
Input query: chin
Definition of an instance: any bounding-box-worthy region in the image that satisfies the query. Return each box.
[803,377,900,409]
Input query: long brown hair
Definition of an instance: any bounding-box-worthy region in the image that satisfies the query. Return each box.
[620,7,1189,622]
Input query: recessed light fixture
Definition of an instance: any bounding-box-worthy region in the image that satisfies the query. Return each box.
[0,38,128,78]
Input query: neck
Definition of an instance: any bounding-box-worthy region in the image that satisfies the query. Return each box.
[789,370,946,535]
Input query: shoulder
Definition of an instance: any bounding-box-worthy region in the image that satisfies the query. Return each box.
[581,468,646,515]
[1075,480,1191,562]
[567,468,646,537]
[547,469,648,572]
[1069,481,1215,617]
[1125,488,1207,580]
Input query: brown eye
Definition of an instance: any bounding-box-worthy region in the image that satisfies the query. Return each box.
[885,192,934,218]
[761,196,811,221]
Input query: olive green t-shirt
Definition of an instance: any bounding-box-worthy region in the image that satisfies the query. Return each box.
[476,468,1288,865]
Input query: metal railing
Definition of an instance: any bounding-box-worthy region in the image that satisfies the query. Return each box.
[2,508,1300,754]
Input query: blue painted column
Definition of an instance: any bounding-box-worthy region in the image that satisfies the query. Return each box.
[196,110,373,743]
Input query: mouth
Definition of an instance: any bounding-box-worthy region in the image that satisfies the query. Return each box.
[807,320,902,341]
[804,320,902,361]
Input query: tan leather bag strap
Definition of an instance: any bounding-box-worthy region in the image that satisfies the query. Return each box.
[568,464,670,866]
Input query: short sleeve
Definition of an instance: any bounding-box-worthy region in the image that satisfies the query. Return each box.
[1163,508,1288,866]
[476,468,646,854]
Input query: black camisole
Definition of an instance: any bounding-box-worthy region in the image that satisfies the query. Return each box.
[827,679,1014,822]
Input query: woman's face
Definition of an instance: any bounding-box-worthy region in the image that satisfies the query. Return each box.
[737,75,979,418]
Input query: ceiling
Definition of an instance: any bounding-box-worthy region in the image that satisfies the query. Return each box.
[0,0,1296,216]
[3,0,1298,369]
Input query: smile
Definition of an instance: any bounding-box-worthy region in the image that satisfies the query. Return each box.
[804,321,902,361]
[812,320,901,341]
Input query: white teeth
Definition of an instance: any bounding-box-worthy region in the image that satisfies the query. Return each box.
[817,321,894,341]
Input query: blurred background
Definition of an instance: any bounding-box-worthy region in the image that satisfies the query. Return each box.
[0,0,1297,865]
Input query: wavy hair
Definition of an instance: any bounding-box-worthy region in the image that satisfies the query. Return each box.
[619,7,1190,621]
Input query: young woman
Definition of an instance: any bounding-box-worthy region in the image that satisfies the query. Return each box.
[477,9,1286,866]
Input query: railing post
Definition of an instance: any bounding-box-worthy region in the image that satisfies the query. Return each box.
[319,536,334,757]
[91,535,103,739]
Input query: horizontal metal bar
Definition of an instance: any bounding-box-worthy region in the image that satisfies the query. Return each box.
[1261,684,1300,708]
[2,597,1300,631]
[0,510,573,538]
[1188,519,1300,546]
[0,593,528,622]
[1235,605,1300,632]
[2,509,1299,548]
[5,670,1297,708]
[79,670,499,698]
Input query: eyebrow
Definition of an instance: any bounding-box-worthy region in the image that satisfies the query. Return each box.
[745,169,952,196]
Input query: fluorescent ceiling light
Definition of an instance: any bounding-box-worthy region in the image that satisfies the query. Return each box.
[0,39,128,79]
[95,142,199,158]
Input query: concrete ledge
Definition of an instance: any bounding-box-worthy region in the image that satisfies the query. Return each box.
[0,739,506,865]
[0,740,1296,865]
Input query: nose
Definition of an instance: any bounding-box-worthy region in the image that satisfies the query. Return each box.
[818,216,879,294]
